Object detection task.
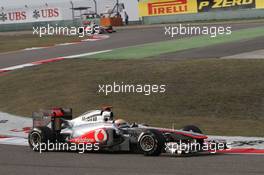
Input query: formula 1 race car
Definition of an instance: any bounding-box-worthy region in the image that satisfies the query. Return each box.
[28,107,227,156]
[81,14,116,34]
[79,20,115,35]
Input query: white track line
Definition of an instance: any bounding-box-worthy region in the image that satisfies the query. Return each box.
[64,50,112,59]
[1,63,35,71]
[23,35,110,50]
[0,50,112,75]
[24,47,47,51]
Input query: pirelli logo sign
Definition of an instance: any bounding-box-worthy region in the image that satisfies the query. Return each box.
[139,0,198,16]
[148,0,188,15]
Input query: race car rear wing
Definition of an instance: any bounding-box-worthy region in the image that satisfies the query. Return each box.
[32,108,72,128]
[32,110,52,127]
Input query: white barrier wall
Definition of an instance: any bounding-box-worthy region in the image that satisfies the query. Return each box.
[0,0,140,22]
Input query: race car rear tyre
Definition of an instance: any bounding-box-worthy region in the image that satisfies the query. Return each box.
[138,130,165,156]
[28,127,54,152]
[182,125,203,134]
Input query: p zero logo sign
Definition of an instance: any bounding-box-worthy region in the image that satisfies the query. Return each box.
[198,0,256,12]
[256,0,264,9]
[139,0,198,16]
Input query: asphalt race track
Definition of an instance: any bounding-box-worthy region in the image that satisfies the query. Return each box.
[0,144,263,175]
[0,21,264,68]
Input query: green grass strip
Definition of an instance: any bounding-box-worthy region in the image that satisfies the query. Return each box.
[85,27,264,59]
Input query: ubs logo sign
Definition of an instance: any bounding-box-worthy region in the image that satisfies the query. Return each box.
[0,7,61,24]
[33,8,59,19]
[0,11,26,21]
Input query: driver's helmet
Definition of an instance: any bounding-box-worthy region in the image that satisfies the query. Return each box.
[114,119,129,128]
[101,110,113,122]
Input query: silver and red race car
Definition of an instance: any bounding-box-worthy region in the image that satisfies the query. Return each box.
[28,107,227,156]
[79,20,115,35]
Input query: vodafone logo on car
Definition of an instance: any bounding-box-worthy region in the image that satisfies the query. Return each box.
[94,129,107,142]
[69,128,108,144]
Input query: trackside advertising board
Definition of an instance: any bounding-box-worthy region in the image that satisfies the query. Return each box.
[0,7,62,24]
[138,0,198,16]
[139,0,264,17]
[256,0,264,9]
[198,0,255,12]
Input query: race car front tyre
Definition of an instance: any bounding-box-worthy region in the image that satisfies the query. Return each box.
[28,127,54,152]
[182,125,203,134]
[138,130,165,156]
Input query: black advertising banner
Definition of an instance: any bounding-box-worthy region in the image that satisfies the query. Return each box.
[197,0,256,12]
